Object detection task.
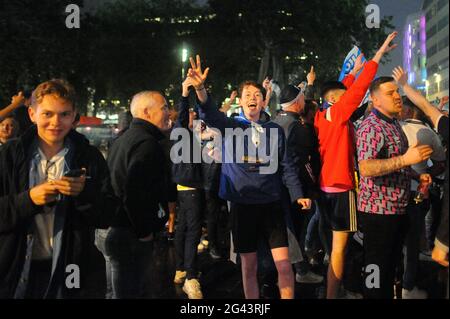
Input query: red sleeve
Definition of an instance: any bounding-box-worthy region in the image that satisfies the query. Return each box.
[330,60,378,124]
[342,74,355,89]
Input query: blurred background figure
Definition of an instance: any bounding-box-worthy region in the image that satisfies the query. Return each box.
[0,115,19,146]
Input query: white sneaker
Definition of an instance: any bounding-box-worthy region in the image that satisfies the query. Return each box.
[183,278,203,299]
[402,287,427,299]
[295,271,324,284]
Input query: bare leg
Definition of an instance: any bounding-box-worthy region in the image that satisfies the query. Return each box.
[168,201,176,234]
[327,231,349,299]
[271,247,295,299]
[240,252,259,299]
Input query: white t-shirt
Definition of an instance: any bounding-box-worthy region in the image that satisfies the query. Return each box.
[400,119,446,190]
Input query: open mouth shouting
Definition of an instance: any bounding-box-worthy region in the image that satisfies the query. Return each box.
[247,102,258,110]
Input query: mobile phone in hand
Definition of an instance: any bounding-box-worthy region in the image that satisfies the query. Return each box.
[64,169,85,178]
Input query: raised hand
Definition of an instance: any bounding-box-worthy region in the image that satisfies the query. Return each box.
[378,31,398,54]
[230,90,238,101]
[188,55,210,89]
[182,76,195,97]
[262,77,271,91]
[351,54,366,75]
[306,66,316,85]
[373,31,398,63]
[11,91,25,107]
[392,66,408,86]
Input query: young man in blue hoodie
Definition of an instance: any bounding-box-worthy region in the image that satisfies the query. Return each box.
[185,55,311,299]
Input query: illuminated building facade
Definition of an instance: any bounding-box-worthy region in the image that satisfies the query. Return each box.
[422,0,449,102]
[403,12,428,94]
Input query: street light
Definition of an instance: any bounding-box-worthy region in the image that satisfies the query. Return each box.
[181,48,188,81]
[434,73,441,94]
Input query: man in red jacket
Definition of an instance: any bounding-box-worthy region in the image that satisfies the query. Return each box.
[314,31,398,298]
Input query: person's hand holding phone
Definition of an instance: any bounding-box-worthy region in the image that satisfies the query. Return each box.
[29,181,59,206]
[52,168,87,197]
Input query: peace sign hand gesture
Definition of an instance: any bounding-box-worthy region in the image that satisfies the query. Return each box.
[188,55,210,90]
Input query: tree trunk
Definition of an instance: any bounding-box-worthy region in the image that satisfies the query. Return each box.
[258,45,271,83]
[272,47,284,88]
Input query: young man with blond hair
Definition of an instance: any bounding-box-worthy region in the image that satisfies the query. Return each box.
[0,79,116,298]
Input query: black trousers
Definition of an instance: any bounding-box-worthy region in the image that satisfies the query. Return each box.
[175,190,203,279]
[359,212,407,299]
[205,190,226,249]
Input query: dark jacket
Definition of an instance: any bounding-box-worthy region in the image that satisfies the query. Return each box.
[273,111,321,198]
[107,118,169,238]
[436,116,448,249]
[0,127,117,298]
[171,97,204,189]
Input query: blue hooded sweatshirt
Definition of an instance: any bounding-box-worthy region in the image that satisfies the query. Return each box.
[198,97,304,204]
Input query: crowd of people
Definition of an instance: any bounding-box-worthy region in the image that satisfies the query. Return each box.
[0,31,448,300]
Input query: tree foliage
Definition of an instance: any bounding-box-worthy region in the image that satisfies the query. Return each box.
[0,0,393,113]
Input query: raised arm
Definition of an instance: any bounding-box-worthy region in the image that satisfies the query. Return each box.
[304,66,316,100]
[262,77,273,109]
[392,66,443,128]
[187,55,209,104]
[186,54,238,133]
[220,90,237,113]
[0,92,25,120]
[372,31,398,64]
[331,32,398,123]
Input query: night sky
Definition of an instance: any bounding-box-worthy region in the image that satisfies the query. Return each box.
[370,0,423,76]
[84,0,424,77]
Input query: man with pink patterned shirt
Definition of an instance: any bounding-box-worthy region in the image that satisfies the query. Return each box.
[356,76,433,299]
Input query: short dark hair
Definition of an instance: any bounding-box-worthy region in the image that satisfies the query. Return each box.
[31,79,77,109]
[369,76,394,95]
[238,81,266,101]
[320,81,347,99]
[402,96,426,121]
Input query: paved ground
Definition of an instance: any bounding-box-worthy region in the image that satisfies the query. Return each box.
[86,231,448,299]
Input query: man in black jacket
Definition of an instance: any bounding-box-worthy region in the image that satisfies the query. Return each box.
[274,84,324,286]
[103,90,170,298]
[0,79,117,298]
